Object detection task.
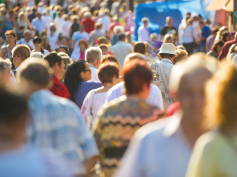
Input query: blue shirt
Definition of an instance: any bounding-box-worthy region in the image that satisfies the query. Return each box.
[28,90,99,176]
[201,25,211,46]
[31,18,46,33]
[0,146,72,177]
[75,81,102,109]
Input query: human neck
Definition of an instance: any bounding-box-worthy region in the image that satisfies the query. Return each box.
[180,116,205,148]
[8,43,15,49]
[50,31,55,36]
[0,133,23,153]
[35,47,41,51]
[25,38,30,43]
[127,93,146,101]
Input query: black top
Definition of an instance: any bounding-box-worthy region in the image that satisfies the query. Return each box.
[160,26,177,37]
[90,7,100,15]
[28,13,36,23]
[70,23,80,37]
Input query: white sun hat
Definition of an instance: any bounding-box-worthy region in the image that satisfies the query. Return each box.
[159,43,178,56]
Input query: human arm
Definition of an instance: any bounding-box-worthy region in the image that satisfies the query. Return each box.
[0,47,5,58]
[206,37,210,52]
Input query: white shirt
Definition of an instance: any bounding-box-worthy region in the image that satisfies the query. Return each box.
[111,41,133,68]
[62,21,72,37]
[106,82,164,111]
[70,49,87,61]
[37,7,46,14]
[97,16,111,31]
[138,25,150,42]
[31,18,47,34]
[54,17,64,33]
[42,15,53,30]
[31,49,49,56]
[47,31,59,50]
[114,112,191,177]
[72,31,89,49]
[16,38,35,50]
[81,91,107,124]
[182,26,194,44]
[88,63,100,82]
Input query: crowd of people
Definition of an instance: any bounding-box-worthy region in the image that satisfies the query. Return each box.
[0,0,237,177]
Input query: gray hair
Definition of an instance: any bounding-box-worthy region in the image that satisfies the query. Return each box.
[0,58,11,73]
[85,47,102,63]
[150,33,157,40]
[169,53,218,93]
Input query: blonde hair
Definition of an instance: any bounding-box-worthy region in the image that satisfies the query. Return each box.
[205,61,237,131]
[173,49,188,64]
[169,53,218,93]
[163,34,173,43]
[227,44,237,61]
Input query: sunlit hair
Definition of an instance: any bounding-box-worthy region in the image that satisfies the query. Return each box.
[173,49,188,65]
[100,55,118,65]
[133,42,146,54]
[5,30,17,44]
[169,53,218,93]
[98,62,119,84]
[205,61,237,131]
[163,34,173,43]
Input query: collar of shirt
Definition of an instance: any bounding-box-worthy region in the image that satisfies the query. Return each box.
[29,89,53,103]
[88,63,95,68]
[161,58,173,64]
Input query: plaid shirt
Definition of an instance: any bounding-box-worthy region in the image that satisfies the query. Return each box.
[27,90,99,176]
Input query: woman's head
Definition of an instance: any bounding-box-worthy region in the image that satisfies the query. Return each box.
[98,62,120,85]
[173,49,188,64]
[78,40,88,51]
[205,62,237,131]
[100,55,118,65]
[163,34,174,44]
[33,36,43,49]
[133,42,146,54]
[212,40,224,54]
[5,30,17,44]
[64,60,91,102]
[57,45,69,54]
[123,59,153,99]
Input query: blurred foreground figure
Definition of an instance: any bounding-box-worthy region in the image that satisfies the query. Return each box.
[186,62,237,177]
[18,59,98,177]
[114,53,218,177]
[0,89,72,177]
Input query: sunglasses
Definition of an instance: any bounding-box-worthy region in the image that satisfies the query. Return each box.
[84,69,91,73]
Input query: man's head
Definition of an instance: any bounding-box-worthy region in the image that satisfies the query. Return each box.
[123,59,153,100]
[12,44,31,68]
[166,16,173,27]
[79,24,85,32]
[158,43,177,62]
[118,33,126,42]
[23,29,32,42]
[36,12,42,20]
[0,89,28,145]
[84,12,92,19]
[95,22,102,30]
[142,17,148,27]
[63,14,69,21]
[123,52,145,66]
[85,47,102,69]
[98,44,109,55]
[18,59,52,97]
[199,20,205,29]
[169,53,218,124]
[44,52,65,80]
[49,23,56,32]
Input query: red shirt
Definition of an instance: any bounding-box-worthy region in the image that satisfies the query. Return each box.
[218,38,237,60]
[80,51,85,60]
[81,18,95,33]
[50,75,70,99]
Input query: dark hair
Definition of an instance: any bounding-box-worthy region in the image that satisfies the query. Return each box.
[159,53,175,59]
[64,60,87,102]
[118,33,126,41]
[0,89,27,128]
[98,36,109,45]
[12,44,31,61]
[212,40,224,52]
[123,59,153,95]
[57,45,69,53]
[133,42,146,54]
[98,44,109,52]
[44,52,62,68]
[100,55,118,65]
[33,36,42,44]
[98,63,119,83]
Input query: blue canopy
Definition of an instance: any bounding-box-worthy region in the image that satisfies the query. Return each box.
[134,0,213,41]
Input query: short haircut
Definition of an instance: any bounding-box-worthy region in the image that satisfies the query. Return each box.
[18,58,52,87]
[5,30,17,44]
[100,55,118,65]
[150,33,157,40]
[98,62,120,83]
[98,44,109,52]
[118,33,126,41]
[98,36,109,45]
[199,20,205,25]
[133,42,146,54]
[78,39,89,49]
[44,52,62,67]
[173,49,188,65]
[166,16,172,22]
[212,40,224,52]
[12,44,31,61]
[163,34,173,43]
[169,53,218,93]
[0,58,11,74]
[123,59,153,95]
[0,89,28,128]
[85,47,102,63]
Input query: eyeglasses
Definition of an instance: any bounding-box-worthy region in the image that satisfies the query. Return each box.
[84,69,91,73]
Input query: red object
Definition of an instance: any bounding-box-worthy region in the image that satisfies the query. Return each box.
[166,102,180,117]
[218,38,237,60]
[79,51,85,60]
[50,75,70,99]
[81,18,95,33]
